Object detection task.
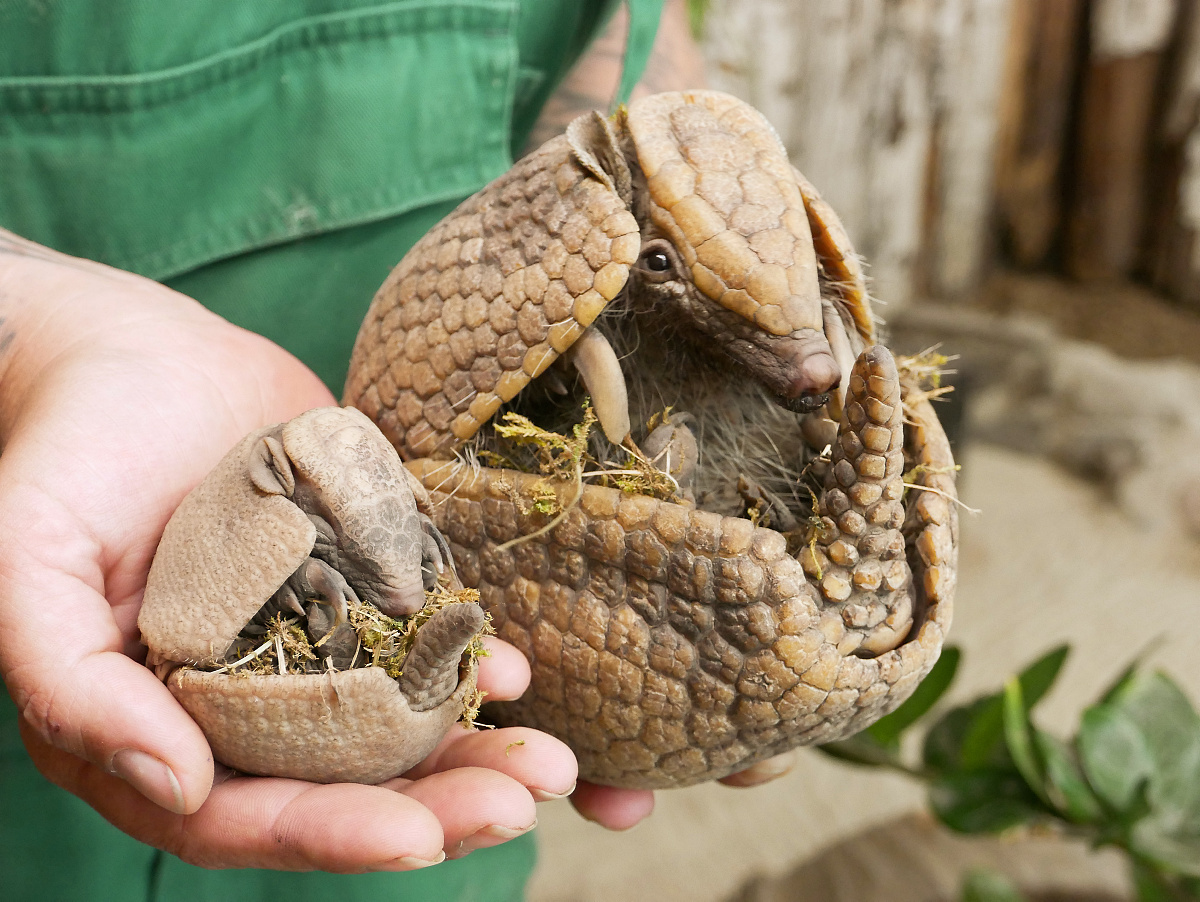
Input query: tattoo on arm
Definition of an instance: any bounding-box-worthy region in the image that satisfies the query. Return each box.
[0,231,63,264]
[523,0,709,153]
[633,0,708,98]
[523,12,627,152]
[0,229,122,278]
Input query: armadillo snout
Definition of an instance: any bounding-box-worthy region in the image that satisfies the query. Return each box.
[771,331,842,411]
[375,572,428,618]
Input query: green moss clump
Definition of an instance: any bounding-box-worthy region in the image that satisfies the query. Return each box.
[487,402,685,508]
[203,585,493,724]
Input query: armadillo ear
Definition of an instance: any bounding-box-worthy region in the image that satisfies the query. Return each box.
[346,124,641,460]
[567,111,633,206]
[248,429,295,497]
[793,168,876,346]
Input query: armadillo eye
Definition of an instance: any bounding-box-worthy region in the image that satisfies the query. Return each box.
[644,250,671,272]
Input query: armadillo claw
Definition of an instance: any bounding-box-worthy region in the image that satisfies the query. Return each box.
[419,512,460,591]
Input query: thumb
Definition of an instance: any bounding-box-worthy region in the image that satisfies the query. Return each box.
[0,483,214,814]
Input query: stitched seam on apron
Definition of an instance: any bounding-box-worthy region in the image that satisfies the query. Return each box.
[130,163,510,279]
[0,1,515,114]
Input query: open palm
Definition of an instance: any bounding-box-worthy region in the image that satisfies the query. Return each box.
[0,245,585,870]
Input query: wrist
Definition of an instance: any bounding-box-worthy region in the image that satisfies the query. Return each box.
[0,232,74,441]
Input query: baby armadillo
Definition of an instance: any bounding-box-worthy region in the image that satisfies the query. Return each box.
[345,92,956,789]
[138,406,487,784]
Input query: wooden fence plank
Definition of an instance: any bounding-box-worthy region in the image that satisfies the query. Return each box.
[1065,0,1179,280]
[992,0,1085,267]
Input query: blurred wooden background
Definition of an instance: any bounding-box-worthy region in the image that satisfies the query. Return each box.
[698,0,1200,315]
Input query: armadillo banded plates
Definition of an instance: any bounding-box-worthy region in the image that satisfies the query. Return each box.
[401,382,953,789]
[168,664,476,785]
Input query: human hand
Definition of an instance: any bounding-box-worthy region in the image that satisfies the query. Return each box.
[565,751,797,830]
[0,233,577,870]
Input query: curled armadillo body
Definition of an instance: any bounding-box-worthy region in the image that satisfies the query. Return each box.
[345,92,956,789]
[139,407,486,784]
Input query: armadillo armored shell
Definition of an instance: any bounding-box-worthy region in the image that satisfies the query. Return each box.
[346,92,957,789]
[138,407,481,785]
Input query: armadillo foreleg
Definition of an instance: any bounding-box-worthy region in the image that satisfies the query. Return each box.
[803,345,913,657]
[641,411,699,502]
[399,602,487,711]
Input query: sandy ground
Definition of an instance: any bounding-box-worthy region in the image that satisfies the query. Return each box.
[525,279,1200,902]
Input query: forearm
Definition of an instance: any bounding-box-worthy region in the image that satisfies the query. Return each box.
[522,0,708,152]
[633,0,709,96]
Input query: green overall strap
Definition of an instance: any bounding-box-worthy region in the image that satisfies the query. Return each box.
[614,0,664,108]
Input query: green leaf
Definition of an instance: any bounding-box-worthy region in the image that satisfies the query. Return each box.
[1116,673,1200,813]
[1132,818,1200,878]
[925,696,1011,773]
[1111,672,1200,757]
[818,733,903,770]
[930,769,1045,834]
[1078,704,1155,814]
[1101,672,1200,872]
[925,646,1069,775]
[1132,868,1173,902]
[1130,858,1199,902]
[1017,644,1070,710]
[959,697,1009,770]
[867,646,961,748]
[961,869,1027,902]
[922,703,969,772]
[1002,678,1045,799]
[1100,636,1165,706]
[1034,729,1102,823]
[1101,660,1141,707]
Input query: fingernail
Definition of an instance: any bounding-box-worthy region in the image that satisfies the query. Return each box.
[531,781,576,802]
[110,748,186,814]
[759,755,796,778]
[447,821,537,859]
[722,753,797,787]
[379,851,446,871]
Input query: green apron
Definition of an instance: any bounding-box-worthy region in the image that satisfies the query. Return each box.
[0,1,662,899]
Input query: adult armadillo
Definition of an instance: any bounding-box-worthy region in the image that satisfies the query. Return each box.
[345,91,956,789]
[138,406,487,784]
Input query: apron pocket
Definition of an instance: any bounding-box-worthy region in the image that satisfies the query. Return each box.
[0,1,519,280]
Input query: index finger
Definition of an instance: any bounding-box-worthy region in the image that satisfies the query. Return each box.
[24,730,447,872]
[473,636,531,702]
